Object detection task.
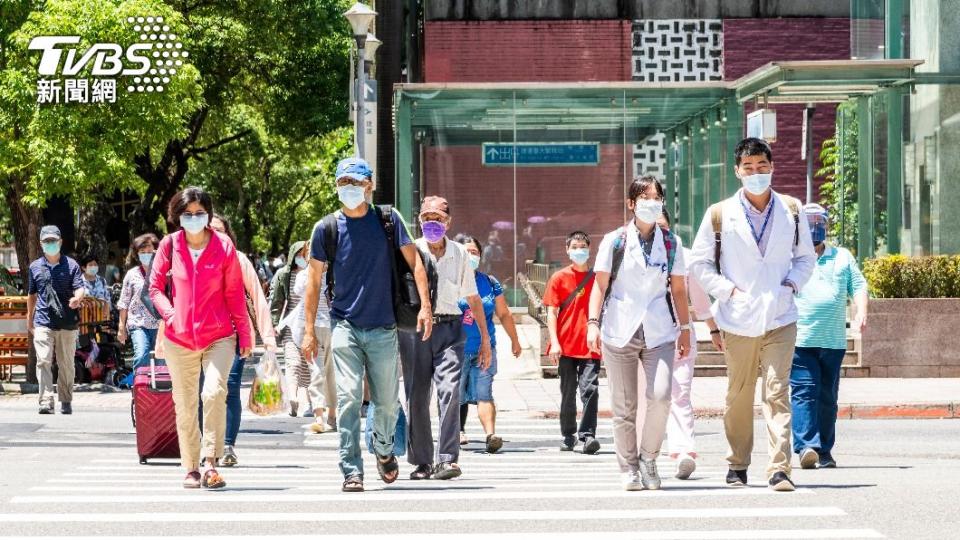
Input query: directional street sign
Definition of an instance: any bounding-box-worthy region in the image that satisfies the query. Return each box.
[482,142,600,166]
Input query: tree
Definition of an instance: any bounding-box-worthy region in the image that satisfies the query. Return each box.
[125,0,352,237]
[1,0,203,268]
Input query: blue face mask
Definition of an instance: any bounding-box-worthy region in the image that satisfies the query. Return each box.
[569,248,590,265]
[741,173,772,195]
[811,222,827,245]
[180,213,208,234]
[41,241,60,256]
[294,256,307,270]
[138,253,154,267]
[468,254,481,270]
[337,185,366,210]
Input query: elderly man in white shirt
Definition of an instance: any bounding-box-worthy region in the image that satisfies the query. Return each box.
[399,196,492,481]
[689,137,816,492]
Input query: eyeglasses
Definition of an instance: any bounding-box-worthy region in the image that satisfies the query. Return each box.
[182,211,208,219]
[336,177,370,187]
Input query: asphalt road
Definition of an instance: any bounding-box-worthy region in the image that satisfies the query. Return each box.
[0,395,958,539]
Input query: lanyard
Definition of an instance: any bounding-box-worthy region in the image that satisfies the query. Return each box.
[740,197,774,245]
[637,233,667,273]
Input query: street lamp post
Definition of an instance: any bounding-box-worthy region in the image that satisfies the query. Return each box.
[344,2,377,159]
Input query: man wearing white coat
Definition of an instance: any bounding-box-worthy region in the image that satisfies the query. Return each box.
[689,137,816,492]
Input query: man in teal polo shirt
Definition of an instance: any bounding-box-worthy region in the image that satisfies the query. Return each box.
[791,204,869,470]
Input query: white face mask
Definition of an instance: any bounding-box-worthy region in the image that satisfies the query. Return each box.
[741,172,772,195]
[633,199,663,224]
[468,254,481,270]
[568,248,589,265]
[337,185,366,210]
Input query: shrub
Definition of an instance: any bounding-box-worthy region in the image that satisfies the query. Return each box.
[862,255,960,298]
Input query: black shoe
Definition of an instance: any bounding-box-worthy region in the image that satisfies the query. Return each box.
[60,403,72,415]
[39,404,55,415]
[769,471,796,492]
[818,453,837,469]
[560,436,576,452]
[726,469,748,487]
[582,437,601,455]
[409,464,432,480]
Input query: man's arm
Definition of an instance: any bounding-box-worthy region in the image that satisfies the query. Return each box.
[546,306,561,364]
[399,244,433,340]
[26,293,36,334]
[301,259,326,361]
[586,271,609,355]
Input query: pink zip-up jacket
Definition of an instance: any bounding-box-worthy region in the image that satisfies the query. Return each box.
[149,229,252,352]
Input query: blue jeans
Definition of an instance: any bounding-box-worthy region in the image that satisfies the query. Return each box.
[460,348,497,404]
[224,355,245,446]
[790,346,845,455]
[130,327,158,370]
[331,320,400,479]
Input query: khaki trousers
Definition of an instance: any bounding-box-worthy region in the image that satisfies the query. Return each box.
[164,336,236,471]
[722,323,797,479]
[306,327,336,413]
[34,327,79,407]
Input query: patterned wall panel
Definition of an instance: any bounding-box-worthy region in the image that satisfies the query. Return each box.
[632,19,723,181]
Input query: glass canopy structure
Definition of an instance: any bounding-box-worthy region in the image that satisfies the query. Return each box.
[392,59,952,304]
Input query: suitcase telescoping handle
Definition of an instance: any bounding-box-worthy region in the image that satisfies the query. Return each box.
[149,352,157,390]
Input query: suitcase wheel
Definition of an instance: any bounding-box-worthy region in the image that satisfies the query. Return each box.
[139,456,147,465]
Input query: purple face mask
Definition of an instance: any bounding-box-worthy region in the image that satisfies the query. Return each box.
[421,220,447,243]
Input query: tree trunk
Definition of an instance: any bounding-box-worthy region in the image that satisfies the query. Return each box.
[75,199,115,264]
[6,172,42,385]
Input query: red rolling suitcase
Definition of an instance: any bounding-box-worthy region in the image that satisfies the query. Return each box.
[132,354,180,464]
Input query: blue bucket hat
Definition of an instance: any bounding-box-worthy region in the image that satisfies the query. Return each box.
[335,157,373,181]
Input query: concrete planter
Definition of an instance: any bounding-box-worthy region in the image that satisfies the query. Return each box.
[861,298,960,377]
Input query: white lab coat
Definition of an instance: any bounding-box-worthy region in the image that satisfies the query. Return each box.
[689,190,816,338]
[596,222,687,349]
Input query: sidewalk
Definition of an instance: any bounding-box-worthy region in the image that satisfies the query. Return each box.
[494,377,960,420]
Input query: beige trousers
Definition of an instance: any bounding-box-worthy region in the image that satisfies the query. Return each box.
[306,327,336,414]
[34,327,79,407]
[722,323,797,479]
[164,336,236,471]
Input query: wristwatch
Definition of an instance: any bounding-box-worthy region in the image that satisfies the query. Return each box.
[678,323,691,331]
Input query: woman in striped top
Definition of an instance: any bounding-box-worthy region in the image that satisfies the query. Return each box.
[791,203,868,470]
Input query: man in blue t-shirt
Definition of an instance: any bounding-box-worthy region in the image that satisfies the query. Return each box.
[27,225,85,415]
[301,157,433,493]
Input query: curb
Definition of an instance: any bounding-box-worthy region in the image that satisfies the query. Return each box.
[532,403,960,420]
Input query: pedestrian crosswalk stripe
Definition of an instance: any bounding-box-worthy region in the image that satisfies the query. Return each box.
[0,506,845,522]
[0,531,885,540]
[11,487,815,504]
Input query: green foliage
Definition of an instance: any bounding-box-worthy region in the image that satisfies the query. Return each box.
[816,102,859,253]
[0,0,204,206]
[863,255,960,298]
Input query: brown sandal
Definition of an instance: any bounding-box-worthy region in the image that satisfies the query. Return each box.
[201,468,226,489]
[182,471,201,489]
[342,475,364,492]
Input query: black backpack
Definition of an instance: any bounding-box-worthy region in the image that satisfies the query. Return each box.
[318,205,437,331]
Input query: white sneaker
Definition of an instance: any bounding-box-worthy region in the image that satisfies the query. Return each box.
[675,454,697,480]
[640,457,662,490]
[800,447,819,470]
[622,470,643,491]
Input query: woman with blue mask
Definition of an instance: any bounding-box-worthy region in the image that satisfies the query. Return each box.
[79,255,112,311]
[791,203,868,470]
[117,233,161,380]
[455,235,522,453]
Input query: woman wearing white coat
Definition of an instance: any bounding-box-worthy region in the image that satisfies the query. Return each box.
[587,176,691,491]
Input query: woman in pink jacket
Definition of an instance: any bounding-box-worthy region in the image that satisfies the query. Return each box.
[149,187,252,489]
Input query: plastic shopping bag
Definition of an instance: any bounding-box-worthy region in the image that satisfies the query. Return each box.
[247,351,287,416]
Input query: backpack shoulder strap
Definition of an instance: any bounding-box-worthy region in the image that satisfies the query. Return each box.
[320,212,340,302]
[600,226,629,324]
[784,196,801,246]
[660,226,677,275]
[376,204,395,245]
[709,202,724,274]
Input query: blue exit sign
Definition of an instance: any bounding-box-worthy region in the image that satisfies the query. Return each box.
[482,142,600,166]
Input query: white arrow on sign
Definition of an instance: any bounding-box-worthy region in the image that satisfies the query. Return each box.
[486,147,500,159]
